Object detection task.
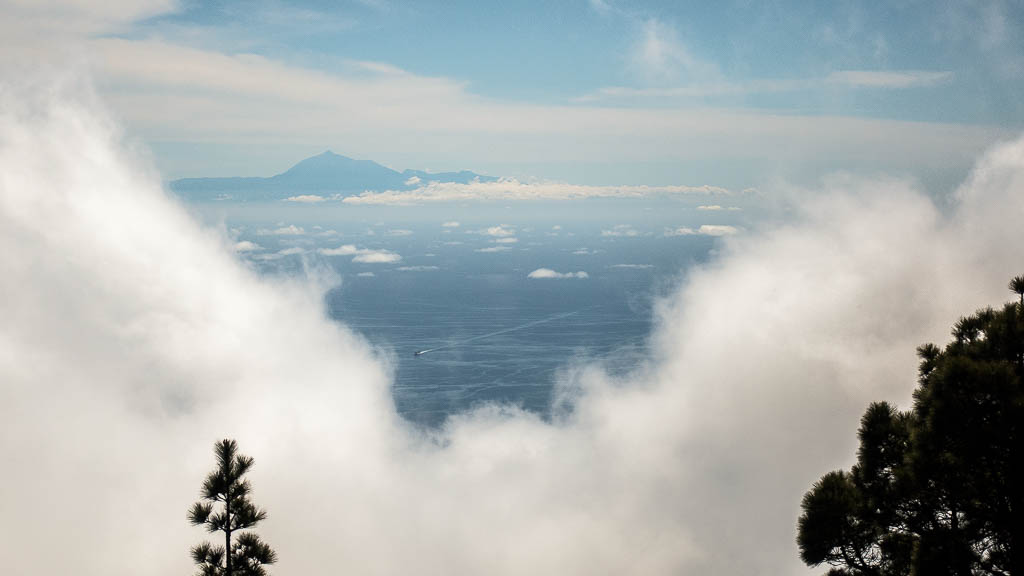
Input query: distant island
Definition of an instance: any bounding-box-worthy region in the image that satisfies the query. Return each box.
[169,151,498,202]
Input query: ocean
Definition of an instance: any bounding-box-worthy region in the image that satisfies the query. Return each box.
[194,201,737,427]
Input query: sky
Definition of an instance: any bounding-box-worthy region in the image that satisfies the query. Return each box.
[2,2,1024,576]
[3,0,1023,188]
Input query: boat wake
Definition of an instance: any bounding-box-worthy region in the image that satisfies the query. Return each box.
[413,310,580,356]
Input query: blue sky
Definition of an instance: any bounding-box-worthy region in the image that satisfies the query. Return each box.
[7,0,1022,186]
[136,0,1023,123]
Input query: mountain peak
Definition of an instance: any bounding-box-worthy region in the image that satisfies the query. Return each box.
[273,151,401,189]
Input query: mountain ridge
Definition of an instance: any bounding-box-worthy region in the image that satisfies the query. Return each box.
[169,151,497,201]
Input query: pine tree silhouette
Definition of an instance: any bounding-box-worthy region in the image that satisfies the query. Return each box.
[189,439,277,576]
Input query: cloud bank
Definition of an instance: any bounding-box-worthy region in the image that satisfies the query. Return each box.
[340,179,732,205]
[2,75,1024,576]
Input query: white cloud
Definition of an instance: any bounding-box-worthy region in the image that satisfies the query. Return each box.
[257,224,305,236]
[352,251,402,264]
[386,229,413,236]
[601,224,640,237]
[527,268,590,279]
[552,225,562,230]
[588,0,612,16]
[577,70,955,105]
[318,244,402,263]
[493,237,518,244]
[475,246,510,253]
[0,0,176,63]
[479,225,516,237]
[826,70,954,88]
[357,271,375,277]
[665,224,739,236]
[285,194,328,203]
[610,264,654,269]
[692,205,742,212]
[395,265,440,272]
[631,18,719,86]
[233,240,260,252]
[251,247,305,260]
[404,176,421,186]
[30,34,996,184]
[5,67,1024,576]
[317,244,360,256]
[442,221,460,228]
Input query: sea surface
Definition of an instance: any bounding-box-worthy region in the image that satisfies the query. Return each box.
[193,201,743,426]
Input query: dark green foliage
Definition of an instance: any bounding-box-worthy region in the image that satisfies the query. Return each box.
[190,439,277,576]
[1010,276,1024,305]
[797,277,1024,576]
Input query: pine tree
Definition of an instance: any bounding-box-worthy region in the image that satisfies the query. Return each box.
[189,439,277,576]
[1010,275,1024,306]
[797,276,1024,576]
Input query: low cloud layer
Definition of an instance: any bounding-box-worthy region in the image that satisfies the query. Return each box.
[665,224,740,236]
[2,76,1024,576]
[696,204,741,211]
[284,194,328,203]
[528,268,590,279]
[340,180,732,205]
